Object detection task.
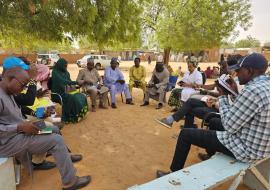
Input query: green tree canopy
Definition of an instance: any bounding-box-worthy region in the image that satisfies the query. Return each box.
[235,36,261,48]
[0,0,143,52]
[142,0,252,63]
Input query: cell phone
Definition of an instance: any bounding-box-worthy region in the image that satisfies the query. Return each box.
[33,120,46,130]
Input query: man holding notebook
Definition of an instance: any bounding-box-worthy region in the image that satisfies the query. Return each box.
[156,53,270,177]
[0,67,90,190]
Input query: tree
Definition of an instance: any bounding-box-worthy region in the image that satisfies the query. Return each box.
[235,36,260,48]
[142,0,252,64]
[0,0,143,52]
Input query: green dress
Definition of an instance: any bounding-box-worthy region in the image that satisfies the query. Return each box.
[168,88,183,109]
[51,58,88,123]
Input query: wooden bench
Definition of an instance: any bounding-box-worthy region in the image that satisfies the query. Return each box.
[127,153,270,190]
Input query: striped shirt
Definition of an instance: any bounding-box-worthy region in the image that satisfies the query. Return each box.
[217,75,270,162]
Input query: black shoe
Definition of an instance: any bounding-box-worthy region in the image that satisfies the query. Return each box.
[140,101,149,106]
[33,161,56,170]
[71,154,82,163]
[111,103,117,109]
[126,98,134,105]
[62,176,91,190]
[156,103,163,109]
[198,153,211,161]
[156,170,171,178]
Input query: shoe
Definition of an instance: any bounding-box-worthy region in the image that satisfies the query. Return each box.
[91,106,96,112]
[198,153,211,161]
[156,170,171,178]
[71,154,82,163]
[126,98,134,105]
[111,103,117,109]
[155,118,173,128]
[33,161,56,170]
[140,101,149,106]
[156,103,163,109]
[62,176,91,190]
[170,107,178,112]
[99,104,108,109]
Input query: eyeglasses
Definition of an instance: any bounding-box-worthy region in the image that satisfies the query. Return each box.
[14,78,28,88]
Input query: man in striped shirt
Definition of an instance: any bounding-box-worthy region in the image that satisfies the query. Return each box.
[157,53,270,177]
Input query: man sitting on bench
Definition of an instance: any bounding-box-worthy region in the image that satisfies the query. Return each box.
[0,67,90,190]
[156,53,270,177]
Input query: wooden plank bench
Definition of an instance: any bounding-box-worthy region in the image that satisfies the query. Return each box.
[127,153,270,190]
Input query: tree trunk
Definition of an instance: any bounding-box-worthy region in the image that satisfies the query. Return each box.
[163,47,171,65]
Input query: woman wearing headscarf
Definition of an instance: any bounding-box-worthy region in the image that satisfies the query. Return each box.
[168,56,203,111]
[51,58,88,123]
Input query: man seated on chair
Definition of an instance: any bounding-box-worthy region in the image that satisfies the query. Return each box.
[104,57,133,108]
[156,53,270,177]
[76,58,109,112]
[128,57,146,95]
[0,67,91,190]
[141,62,169,109]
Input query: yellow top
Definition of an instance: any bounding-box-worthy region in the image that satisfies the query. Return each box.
[129,65,146,82]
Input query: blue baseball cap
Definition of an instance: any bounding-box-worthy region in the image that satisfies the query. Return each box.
[229,53,268,71]
[3,57,29,70]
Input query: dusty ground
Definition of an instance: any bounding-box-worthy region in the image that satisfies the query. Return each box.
[5,61,249,190]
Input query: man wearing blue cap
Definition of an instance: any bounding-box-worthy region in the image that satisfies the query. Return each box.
[157,53,270,177]
[104,58,133,108]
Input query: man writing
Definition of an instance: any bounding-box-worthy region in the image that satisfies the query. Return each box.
[0,67,90,190]
[156,53,270,177]
[141,62,169,109]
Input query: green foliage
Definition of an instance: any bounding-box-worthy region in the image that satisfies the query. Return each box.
[0,0,143,51]
[235,36,261,48]
[143,0,252,51]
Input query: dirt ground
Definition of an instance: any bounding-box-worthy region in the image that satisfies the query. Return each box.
[5,61,249,190]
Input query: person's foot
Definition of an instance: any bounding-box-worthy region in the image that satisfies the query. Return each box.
[140,101,149,106]
[156,103,163,109]
[71,154,83,163]
[155,118,172,128]
[99,104,108,109]
[170,107,178,112]
[198,153,211,161]
[126,98,134,105]
[33,161,56,170]
[62,176,91,190]
[156,170,171,178]
[91,106,96,112]
[111,103,117,109]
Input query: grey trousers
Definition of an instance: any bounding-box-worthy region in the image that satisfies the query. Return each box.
[86,86,108,107]
[144,87,166,104]
[0,133,76,185]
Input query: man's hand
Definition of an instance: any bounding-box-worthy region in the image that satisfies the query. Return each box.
[17,122,39,135]
[117,80,125,84]
[177,81,184,86]
[206,97,217,108]
[97,84,102,89]
[227,77,239,94]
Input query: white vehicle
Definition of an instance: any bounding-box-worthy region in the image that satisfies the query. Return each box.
[76,54,111,70]
[37,54,60,68]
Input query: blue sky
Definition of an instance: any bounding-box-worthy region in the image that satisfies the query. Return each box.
[236,0,270,44]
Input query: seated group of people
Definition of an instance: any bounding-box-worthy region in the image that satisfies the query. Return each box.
[155,53,270,178]
[1,53,269,189]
